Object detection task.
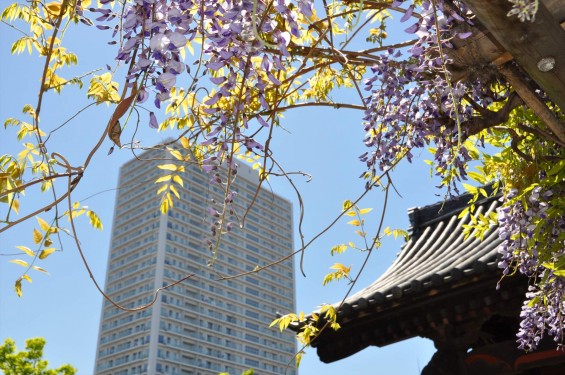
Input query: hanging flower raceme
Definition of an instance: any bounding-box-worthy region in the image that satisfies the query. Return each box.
[497,183,565,350]
[361,0,478,191]
[91,0,313,239]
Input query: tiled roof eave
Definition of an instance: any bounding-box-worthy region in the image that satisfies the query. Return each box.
[313,271,527,363]
[336,198,502,318]
[306,193,522,363]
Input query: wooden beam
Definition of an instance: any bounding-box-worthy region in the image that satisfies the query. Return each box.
[462,0,565,114]
[499,63,565,146]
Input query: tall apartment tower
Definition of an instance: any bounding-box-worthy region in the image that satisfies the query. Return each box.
[94,147,297,375]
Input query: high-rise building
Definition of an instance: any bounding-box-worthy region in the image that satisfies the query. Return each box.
[94,147,297,375]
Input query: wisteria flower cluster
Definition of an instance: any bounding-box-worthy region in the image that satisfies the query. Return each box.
[361,0,481,190]
[359,0,564,352]
[518,275,565,351]
[92,0,314,239]
[507,0,539,22]
[498,184,565,350]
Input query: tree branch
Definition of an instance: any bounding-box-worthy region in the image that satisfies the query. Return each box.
[459,92,523,139]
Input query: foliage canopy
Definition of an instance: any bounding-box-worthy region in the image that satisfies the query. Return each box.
[0,337,77,375]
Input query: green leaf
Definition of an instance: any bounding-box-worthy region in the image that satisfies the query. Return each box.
[527,296,541,307]
[547,159,564,176]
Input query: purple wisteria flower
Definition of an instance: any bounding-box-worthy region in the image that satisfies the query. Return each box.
[361,0,479,190]
[497,183,565,350]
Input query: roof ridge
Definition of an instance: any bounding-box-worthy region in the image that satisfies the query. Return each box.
[407,185,498,237]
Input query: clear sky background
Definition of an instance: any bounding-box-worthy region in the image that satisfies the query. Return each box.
[0,5,442,374]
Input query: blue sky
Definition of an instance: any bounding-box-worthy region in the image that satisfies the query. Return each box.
[0,6,442,374]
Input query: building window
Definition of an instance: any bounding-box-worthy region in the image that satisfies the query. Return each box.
[245,346,259,355]
[245,310,259,319]
[245,358,259,367]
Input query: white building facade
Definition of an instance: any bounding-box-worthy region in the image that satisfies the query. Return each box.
[94,147,296,375]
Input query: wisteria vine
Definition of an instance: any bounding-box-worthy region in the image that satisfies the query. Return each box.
[90,0,565,350]
[3,0,564,355]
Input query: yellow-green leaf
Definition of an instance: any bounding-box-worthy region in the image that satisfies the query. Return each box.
[330,244,347,255]
[14,279,22,297]
[31,265,49,274]
[170,185,180,199]
[37,216,50,231]
[463,183,477,195]
[16,245,35,257]
[158,164,179,171]
[11,198,19,214]
[33,228,43,244]
[10,259,29,267]
[172,175,183,187]
[155,175,172,184]
[296,352,303,367]
[39,247,56,259]
[355,230,366,237]
[168,149,184,161]
[330,321,341,330]
[22,274,32,283]
[88,211,103,230]
[160,197,170,214]
[330,263,351,273]
[358,208,373,215]
[347,219,360,226]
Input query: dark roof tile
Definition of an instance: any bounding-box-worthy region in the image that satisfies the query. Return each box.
[340,194,501,311]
